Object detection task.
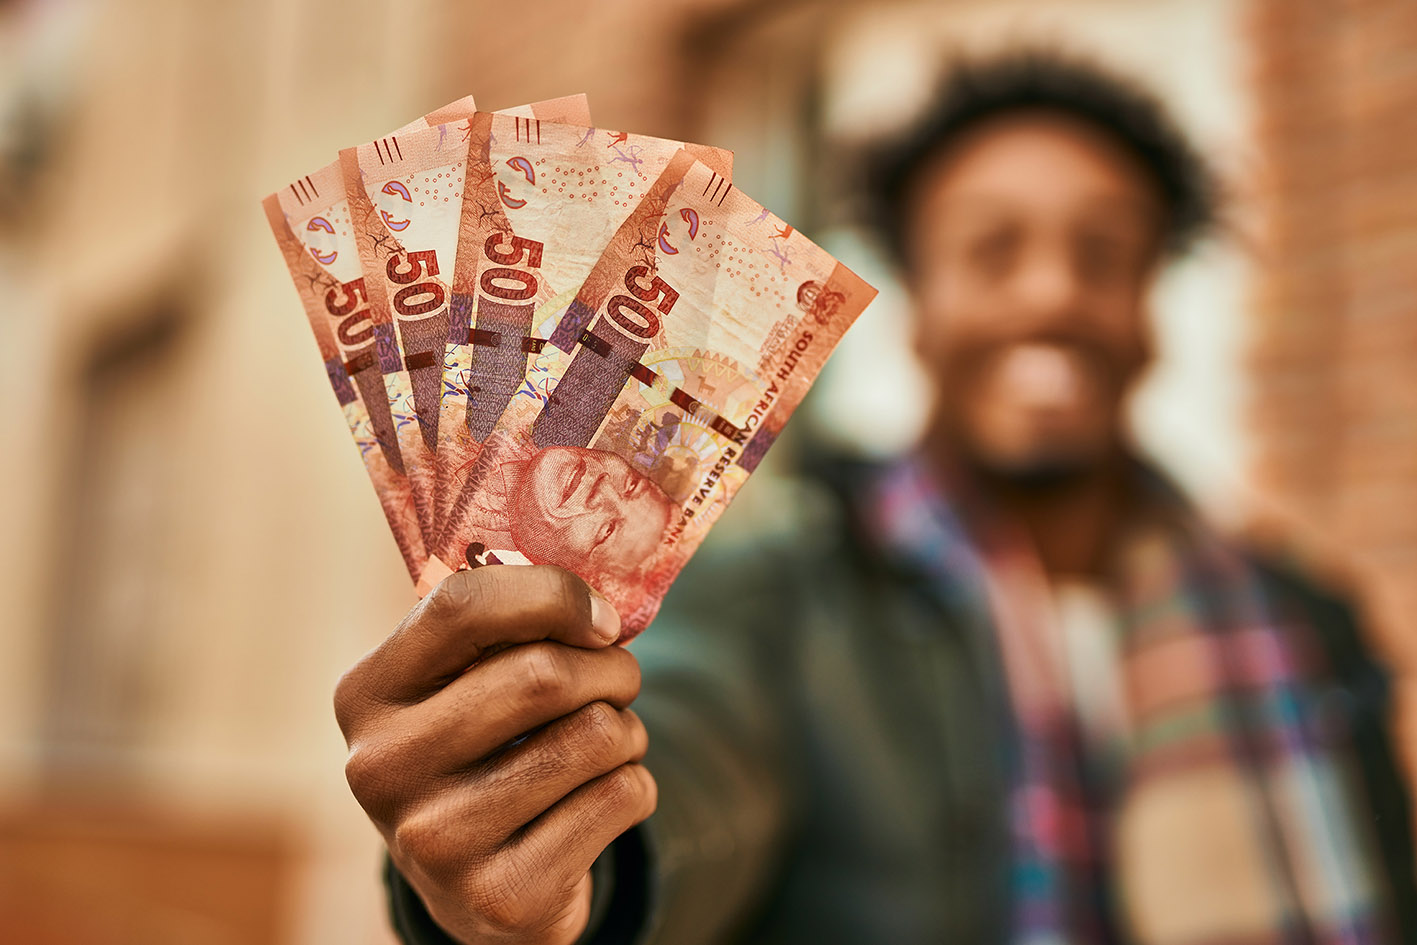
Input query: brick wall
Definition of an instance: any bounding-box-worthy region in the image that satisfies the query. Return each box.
[1248,0,1417,767]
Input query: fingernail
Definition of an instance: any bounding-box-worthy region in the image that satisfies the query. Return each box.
[589,591,622,642]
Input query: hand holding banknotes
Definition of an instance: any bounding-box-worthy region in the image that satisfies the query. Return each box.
[268,90,873,941]
[335,566,655,945]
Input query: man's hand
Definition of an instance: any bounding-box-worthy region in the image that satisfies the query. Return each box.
[334,565,657,945]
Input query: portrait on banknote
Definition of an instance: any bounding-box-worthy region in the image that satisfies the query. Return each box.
[451,435,682,633]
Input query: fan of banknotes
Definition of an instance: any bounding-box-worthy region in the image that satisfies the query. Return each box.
[264,93,876,638]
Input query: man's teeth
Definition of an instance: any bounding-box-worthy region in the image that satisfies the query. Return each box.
[997,345,1087,408]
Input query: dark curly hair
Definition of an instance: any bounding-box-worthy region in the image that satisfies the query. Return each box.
[867,48,1220,267]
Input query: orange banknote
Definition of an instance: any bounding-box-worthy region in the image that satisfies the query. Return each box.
[432,114,732,561]
[426,149,876,633]
[340,96,592,543]
[265,96,590,567]
[264,189,427,581]
[267,94,877,630]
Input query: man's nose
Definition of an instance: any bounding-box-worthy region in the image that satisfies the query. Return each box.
[1010,245,1084,330]
[579,476,611,513]
[584,482,630,526]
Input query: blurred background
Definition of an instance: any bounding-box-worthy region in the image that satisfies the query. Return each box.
[0,0,1412,941]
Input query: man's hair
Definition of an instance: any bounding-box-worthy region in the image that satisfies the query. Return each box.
[866,48,1220,266]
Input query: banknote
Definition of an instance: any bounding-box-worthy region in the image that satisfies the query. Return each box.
[419,93,588,131]
[266,97,588,559]
[393,93,476,134]
[430,114,732,555]
[426,149,876,633]
[264,169,427,580]
[341,97,593,542]
[394,93,478,134]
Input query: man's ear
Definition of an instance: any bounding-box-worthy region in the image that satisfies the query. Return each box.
[907,296,952,388]
[903,274,934,363]
[1132,295,1159,384]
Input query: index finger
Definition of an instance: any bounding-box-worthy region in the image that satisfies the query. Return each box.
[342,565,621,710]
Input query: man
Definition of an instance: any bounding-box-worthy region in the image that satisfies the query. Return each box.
[335,50,1415,944]
[507,445,676,628]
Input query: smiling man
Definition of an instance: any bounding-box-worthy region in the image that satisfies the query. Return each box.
[338,49,1415,945]
[905,111,1157,487]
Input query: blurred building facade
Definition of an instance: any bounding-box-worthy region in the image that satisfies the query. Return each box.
[0,1,1410,943]
[1247,0,1417,770]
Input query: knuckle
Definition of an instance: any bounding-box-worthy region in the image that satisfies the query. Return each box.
[637,766,660,817]
[393,807,463,882]
[620,648,643,696]
[600,764,646,810]
[332,665,366,738]
[515,643,569,701]
[573,702,624,763]
[391,811,434,864]
[344,733,431,825]
[623,710,650,758]
[343,741,403,814]
[620,764,657,819]
[468,857,537,930]
[342,743,384,803]
[423,569,482,627]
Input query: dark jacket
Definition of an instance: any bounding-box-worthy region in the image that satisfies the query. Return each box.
[388,460,1416,944]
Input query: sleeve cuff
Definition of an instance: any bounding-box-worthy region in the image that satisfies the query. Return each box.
[383,827,652,945]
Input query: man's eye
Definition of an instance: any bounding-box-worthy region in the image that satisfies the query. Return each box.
[1075,235,1134,284]
[966,229,1017,277]
[561,456,586,505]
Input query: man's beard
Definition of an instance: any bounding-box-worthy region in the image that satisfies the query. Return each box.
[929,338,1133,495]
[944,412,1113,493]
